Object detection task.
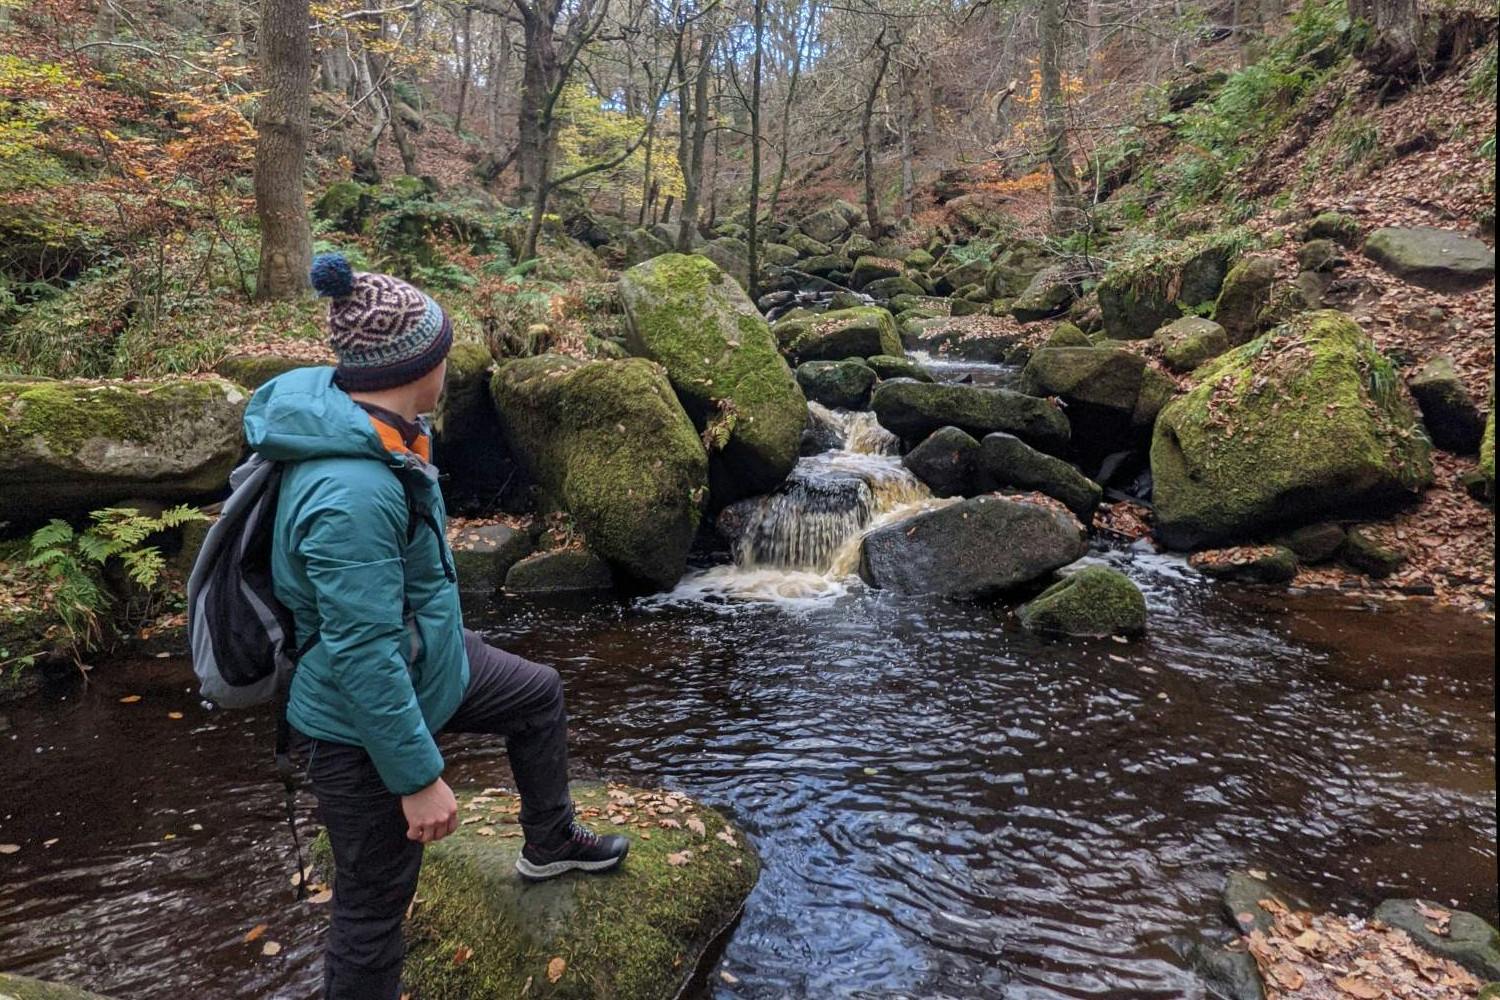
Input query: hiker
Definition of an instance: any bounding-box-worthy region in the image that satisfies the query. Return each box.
[242,254,629,1000]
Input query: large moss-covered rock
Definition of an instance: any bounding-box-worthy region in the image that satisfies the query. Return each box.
[490,355,708,589]
[985,242,1051,299]
[1020,346,1148,417]
[212,354,311,390]
[623,227,672,267]
[798,204,855,244]
[1213,255,1278,345]
[0,974,116,999]
[1154,316,1229,373]
[349,783,760,1000]
[862,275,926,300]
[434,341,523,502]
[795,360,876,410]
[859,493,1087,598]
[786,232,831,257]
[1009,266,1074,323]
[850,255,904,288]
[1363,227,1496,292]
[1098,237,1234,339]
[902,426,980,497]
[774,306,903,363]
[1407,355,1484,454]
[0,378,247,524]
[1017,565,1148,637]
[618,254,805,505]
[977,432,1102,520]
[1373,900,1500,980]
[872,381,1070,453]
[901,315,1025,363]
[314,179,374,232]
[1151,312,1433,549]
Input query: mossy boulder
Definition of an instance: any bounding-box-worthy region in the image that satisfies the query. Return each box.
[0,378,247,525]
[1274,521,1347,563]
[1020,346,1148,417]
[623,228,672,267]
[489,355,708,589]
[865,355,934,382]
[798,206,854,245]
[1341,526,1405,577]
[985,242,1051,300]
[618,254,805,506]
[1482,403,1496,493]
[451,523,536,595]
[1009,266,1075,323]
[862,275,926,300]
[904,248,935,270]
[1373,900,1500,980]
[977,432,1103,520]
[1189,545,1299,584]
[1044,322,1092,349]
[902,426,981,497]
[859,493,1088,598]
[1302,211,1362,247]
[503,548,615,594]
[1362,227,1496,292]
[1154,316,1230,373]
[1407,355,1484,454]
[871,381,1071,453]
[0,974,116,1000]
[343,783,759,1000]
[850,255,904,288]
[798,252,848,277]
[774,306,902,363]
[1017,566,1148,637]
[434,341,523,503]
[900,315,1025,363]
[795,360,877,410]
[761,242,800,268]
[1297,238,1347,274]
[211,354,310,390]
[692,238,750,289]
[1151,312,1433,549]
[1099,237,1234,339]
[314,179,374,232]
[787,232,831,257]
[933,258,991,296]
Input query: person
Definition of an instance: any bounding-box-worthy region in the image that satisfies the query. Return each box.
[241,254,629,1000]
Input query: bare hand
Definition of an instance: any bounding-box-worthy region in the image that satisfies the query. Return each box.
[401,778,458,844]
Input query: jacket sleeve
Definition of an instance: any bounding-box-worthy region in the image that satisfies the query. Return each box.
[298,483,444,796]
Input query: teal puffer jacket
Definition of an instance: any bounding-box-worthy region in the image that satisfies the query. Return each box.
[244,367,469,796]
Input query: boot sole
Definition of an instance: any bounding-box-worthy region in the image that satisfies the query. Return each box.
[514,845,629,881]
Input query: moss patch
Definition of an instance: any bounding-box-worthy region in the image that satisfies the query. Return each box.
[1151,311,1433,549]
[1097,229,1254,339]
[774,306,903,364]
[0,974,116,999]
[314,783,759,1000]
[1017,565,1148,637]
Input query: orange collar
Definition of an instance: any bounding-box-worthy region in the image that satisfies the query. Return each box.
[365,412,431,463]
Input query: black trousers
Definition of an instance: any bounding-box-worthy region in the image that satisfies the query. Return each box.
[298,629,574,1000]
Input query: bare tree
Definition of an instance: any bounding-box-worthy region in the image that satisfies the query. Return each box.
[1039,0,1084,233]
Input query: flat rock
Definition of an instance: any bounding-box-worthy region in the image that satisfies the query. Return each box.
[1363,227,1496,292]
[1373,899,1500,980]
[451,524,536,595]
[1189,545,1299,584]
[1154,317,1230,373]
[504,549,614,594]
[872,380,1070,453]
[859,493,1087,598]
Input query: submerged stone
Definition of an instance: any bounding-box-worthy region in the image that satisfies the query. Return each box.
[1373,900,1500,980]
[1340,526,1406,578]
[331,784,760,1000]
[1221,871,1300,936]
[451,523,536,595]
[859,493,1087,598]
[1151,312,1432,550]
[1016,565,1148,638]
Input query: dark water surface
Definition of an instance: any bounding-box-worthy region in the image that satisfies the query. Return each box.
[1,555,1495,999]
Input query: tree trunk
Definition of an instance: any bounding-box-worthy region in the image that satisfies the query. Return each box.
[746,0,764,302]
[253,0,312,301]
[676,32,713,251]
[1349,0,1424,80]
[1039,0,1084,234]
[517,9,559,201]
[454,6,473,134]
[861,30,894,238]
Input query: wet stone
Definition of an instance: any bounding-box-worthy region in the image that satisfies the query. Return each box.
[1373,900,1500,980]
[504,550,614,595]
[451,524,536,595]
[902,426,981,498]
[1341,527,1406,578]
[1189,546,1299,585]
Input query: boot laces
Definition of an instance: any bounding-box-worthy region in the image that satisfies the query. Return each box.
[569,822,601,848]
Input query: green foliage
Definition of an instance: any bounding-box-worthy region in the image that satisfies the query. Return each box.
[20,505,205,662]
[943,238,1002,266]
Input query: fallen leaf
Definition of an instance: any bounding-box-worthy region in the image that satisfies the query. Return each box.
[244,923,268,943]
[1335,976,1384,998]
[307,888,333,905]
[475,826,496,837]
[1268,961,1303,990]
[720,969,740,984]
[666,851,692,866]
[118,695,142,704]
[167,711,184,720]
[686,818,706,837]
[0,844,19,855]
[453,945,473,965]
[261,941,282,957]
[547,956,566,984]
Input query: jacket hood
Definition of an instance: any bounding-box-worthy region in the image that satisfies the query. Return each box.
[244,366,398,465]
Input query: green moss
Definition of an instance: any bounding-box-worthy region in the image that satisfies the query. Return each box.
[490,356,707,588]
[312,784,759,1000]
[1017,566,1148,637]
[1044,323,1092,349]
[212,354,308,390]
[1151,311,1434,548]
[865,355,935,382]
[1097,228,1256,339]
[0,974,116,999]
[1481,402,1495,486]
[617,254,805,503]
[774,306,902,363]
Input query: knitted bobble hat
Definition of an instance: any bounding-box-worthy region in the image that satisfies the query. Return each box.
[310,253,453,392]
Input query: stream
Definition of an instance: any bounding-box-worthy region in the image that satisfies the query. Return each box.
[1,355,1495,999]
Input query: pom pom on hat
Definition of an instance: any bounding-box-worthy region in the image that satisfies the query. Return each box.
[310,253,355,298]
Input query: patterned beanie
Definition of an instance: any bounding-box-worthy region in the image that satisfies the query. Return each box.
[309,253,453,392]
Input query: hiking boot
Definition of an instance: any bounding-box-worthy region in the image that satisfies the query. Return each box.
[515,821,630,880]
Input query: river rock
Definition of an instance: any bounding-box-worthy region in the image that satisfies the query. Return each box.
[1009,265,1075,322]
[1017,565,1147,637]
[1187,941,1266,1000]
[933,257,991,296]
[901,315,1025,363]
[1274,521,1347,563]
[862,275,926,300]
[865,355,935,382]
[212,354,308,390]
[0,377,247,525]
[977,433,1102,520]
[1189,545,1299,584]
[504,548,614,594]
[904,248,935,270]
[787,232,831,257]
[859,493,1087,597]
[1221,870,1299,936]
[798,204,855,245]
[434,341,523,503]
[1341,526,1405,577]
[796,360,877,410]
[1214,255,1278,345]
[1373,900,1500,979]
[1297,238,1348,274]
[762,242,800,268]
[1151,312,1433,549]
[1408,355,1485,454]
[1044,322,1093,349]
[0,974,117,999]
[1362,227,1496,292]
[1098,238,1233,339]
[872,381,1070,453]
[326,783,760,999]
[1154,317,1229,373]
[490,356,707,589]
[1020,347,1146,417]
[619,254,805,506]
[902,426,980,497]
[850,255,904,288]
[451,523,536,595]
[986,241,1051,299]
[798,252,848,278]
[774,307,903,363]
